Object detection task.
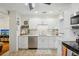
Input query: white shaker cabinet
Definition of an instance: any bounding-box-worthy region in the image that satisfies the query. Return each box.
[38,36,57,49]
[38,36,49,48]
[18,35,28,49]
[48,37,56,48]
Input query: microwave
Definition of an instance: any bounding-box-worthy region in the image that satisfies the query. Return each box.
[71,15,79,25]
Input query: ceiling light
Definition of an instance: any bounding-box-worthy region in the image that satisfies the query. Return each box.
[25,3,28,6]
[35,11,38,13]
[73,12,76,16]
[59,15,64,19]
[32,3,35,8]
[49,11,53,13]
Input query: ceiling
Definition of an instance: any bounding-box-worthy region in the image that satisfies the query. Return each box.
[0,3,72,17]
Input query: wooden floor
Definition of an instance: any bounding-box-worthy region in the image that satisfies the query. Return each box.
[0,42,9,55]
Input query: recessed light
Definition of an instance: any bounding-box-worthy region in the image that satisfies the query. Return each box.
[35,11,38,13]
[49,11,53,13]
[25,3,28,6]
[59,15,64,19]
[32,3,35,8]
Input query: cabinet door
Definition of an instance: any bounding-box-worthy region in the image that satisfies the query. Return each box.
[38,37,49,48]
[18,36,28,49]
[48,37,57,48]
[55,37,58,48]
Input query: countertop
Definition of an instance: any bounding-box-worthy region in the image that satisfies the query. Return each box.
[62,41,79,55]
[19,34,62,37]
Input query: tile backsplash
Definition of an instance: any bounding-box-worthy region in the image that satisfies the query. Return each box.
[28,28,59,36]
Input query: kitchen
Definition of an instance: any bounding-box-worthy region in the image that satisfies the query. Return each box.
[0,3,79,56]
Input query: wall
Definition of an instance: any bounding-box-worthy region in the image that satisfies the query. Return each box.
[9,11,19,52]
[57,4,79,55]
[20,16,28,25]
[61,8,75,41]
[0,14,9,29]
[71,4,79,37]
[29,17,59,35]
[61,3,79,41]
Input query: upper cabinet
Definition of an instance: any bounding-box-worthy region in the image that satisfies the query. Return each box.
[29,17,59,29]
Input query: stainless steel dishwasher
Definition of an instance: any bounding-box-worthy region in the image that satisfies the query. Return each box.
[28,36,38,49]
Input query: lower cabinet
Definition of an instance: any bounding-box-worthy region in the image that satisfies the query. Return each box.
[18,36,58,49]
[38,36,49,48]
[38,36,57,49]
[18,35,28,49]
[48,38,55,48]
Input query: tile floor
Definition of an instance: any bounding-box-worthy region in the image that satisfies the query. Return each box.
[2,49,57,56]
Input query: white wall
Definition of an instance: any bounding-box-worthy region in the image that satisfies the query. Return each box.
[20,16,28,25]
[9,11,19,52]
[61,3,79,41]
[9,11,28,52]
[29,17,59,35]
[62,9,75,41]
[0,15,9,29]
[71,3,79,13]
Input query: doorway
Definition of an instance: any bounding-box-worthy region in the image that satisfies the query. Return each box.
[0,15,9,55]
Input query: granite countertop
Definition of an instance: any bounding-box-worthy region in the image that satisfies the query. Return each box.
[62,41,79,55]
